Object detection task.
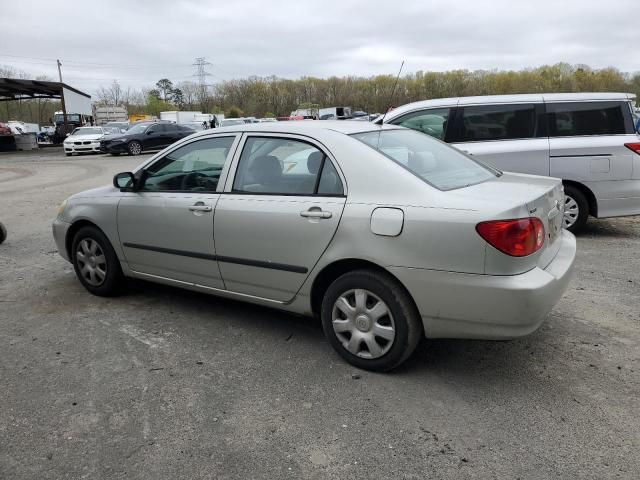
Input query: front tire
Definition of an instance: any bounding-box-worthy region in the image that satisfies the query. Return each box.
[321,269,422,371]
[563,185,589,233]
[0,222,6,244]
[127,141,142,156]
[71,226,124,296]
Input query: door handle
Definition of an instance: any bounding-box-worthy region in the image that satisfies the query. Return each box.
[300,209,332,219]
[189,204,212,212]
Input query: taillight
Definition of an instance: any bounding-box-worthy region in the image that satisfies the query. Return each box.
[476,218,545,257]
[624,143,640,155]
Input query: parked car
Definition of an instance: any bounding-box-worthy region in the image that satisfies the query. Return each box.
[219,119,245,127]
[53,121,575,371]
[377,93,640,232]
[63,126,111,156]
[99,121,194,156]
[0,122,11,135]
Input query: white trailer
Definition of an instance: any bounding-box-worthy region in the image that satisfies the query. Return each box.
[94,106,128,125]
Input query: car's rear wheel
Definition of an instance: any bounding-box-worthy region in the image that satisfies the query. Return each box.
[71,226,124,296]
[127,141,142,156]
[321,269,422,371]
[563,185,589,233]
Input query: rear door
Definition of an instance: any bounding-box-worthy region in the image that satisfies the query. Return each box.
[547,100,639,217]
[449,102,550,176]
[141,124,166,150]
[214,134,346,302]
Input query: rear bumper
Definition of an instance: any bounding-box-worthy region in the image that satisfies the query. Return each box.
[389,230,576,340]
[52,218,72,262]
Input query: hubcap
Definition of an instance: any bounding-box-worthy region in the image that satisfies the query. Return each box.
[76,238,107,286]
[331,289,395,359]
[563,195,579,229]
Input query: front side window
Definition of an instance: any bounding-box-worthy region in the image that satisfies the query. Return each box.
[452,104,537,142]
[141,136,235,192]
[232,137,343,195]
[547,101,632,137]
[352,129,498,191]
[391,107,451,140]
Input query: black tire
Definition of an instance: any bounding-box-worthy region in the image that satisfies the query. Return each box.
[0,222,6,244]
[563,185,589,233]
[65,153,72,157]
[71,226,124,296]
[321,269,422,371]
[127,141,142,156]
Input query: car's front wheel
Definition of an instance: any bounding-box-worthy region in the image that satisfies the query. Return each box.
[0,222,6,244]
[321,269,422,371]
[71,226,124,296]
[127,141,142,156]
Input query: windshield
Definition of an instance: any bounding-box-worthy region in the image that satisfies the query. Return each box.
[126,123,150,135]
[71,127,103,136]
[54,114,81,124]
[351,129,499,191]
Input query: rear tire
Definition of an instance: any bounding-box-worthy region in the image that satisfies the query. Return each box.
[321,269,422,371]
[71,226,124,296]
[127,141,142,156]
[563,185,589,233]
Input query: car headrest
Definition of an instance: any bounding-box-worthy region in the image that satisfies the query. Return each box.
[249,155,282,182]
[307,151,324,174]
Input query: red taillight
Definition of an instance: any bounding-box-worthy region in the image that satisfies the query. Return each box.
[624,143,640,155]
[476,218,545,257]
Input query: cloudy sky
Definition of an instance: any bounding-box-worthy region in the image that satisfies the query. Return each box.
[1,0,637,95]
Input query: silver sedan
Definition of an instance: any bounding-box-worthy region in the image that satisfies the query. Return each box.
[52,121,576,371]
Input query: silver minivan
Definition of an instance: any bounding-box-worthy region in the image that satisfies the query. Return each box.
[378,93,640,231]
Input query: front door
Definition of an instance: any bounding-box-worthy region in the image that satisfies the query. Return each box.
[141,123,168,150]
[117,134,239,288]
[214,134,346,302]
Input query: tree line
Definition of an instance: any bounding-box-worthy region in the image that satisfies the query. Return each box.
[2,63,640,124]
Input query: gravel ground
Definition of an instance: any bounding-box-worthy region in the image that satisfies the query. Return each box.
[1,148,639,479]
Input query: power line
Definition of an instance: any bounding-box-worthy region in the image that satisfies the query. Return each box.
[0,53,191,69]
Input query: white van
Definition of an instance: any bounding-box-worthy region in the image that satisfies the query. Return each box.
[378,93,640,232]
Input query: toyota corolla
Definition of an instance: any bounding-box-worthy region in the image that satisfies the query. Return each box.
[53,122,576,371]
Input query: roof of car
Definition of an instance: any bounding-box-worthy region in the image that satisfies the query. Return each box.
[384,92,637,121]
[189,120,397,137]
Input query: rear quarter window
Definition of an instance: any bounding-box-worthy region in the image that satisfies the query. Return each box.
[450,104,538,142]
[546,101,635,136]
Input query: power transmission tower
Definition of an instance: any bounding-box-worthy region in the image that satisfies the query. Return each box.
[192,57,212,111]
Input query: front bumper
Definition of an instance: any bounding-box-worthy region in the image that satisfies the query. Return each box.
[52,218,72,262]
[389,230,577,340]
[64,142,101,154]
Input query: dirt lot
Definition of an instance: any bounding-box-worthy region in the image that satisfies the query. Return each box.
[1,148,639,479]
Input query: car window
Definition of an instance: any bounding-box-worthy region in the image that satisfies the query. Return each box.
[141,136,235,192]
[233,137,341,195]
[391,108,451,140]
[452,104,537,142]
[546,101,632,137]
[352,129,498,191]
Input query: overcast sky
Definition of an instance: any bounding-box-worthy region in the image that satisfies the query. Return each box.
[1,0,637,95]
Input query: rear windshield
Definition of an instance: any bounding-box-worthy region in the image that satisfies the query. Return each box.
[351,129,499,191]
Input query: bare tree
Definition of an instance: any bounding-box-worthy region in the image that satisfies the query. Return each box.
[96,80,123,106]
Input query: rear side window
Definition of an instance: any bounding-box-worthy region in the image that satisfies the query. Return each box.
[391,108,451,140]
[451,104,537,142]
[547,101,633,137]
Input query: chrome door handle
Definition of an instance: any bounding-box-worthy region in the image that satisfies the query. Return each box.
[189,204,212,212]
[300,209,332,219]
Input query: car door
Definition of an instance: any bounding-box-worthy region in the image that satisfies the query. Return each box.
[162,123,185,148]
[448,103,550,176]
[141,124,166,150]
[214,134,347,302]
[117,134,240,288]
[546,101,639,216]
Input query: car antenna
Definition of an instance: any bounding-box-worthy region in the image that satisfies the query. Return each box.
[379,60,405,127]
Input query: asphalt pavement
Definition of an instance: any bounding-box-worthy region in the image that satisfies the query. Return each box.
[1,148,638,479]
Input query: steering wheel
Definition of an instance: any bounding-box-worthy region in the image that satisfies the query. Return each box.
[181,171,209,191]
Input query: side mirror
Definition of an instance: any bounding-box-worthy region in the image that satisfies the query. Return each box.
[146,130,154,135]
[113,172,135,190]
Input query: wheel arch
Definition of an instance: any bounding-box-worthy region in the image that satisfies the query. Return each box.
[65,219,105,260]
[309,258,419,320]
[562,180,598,218]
